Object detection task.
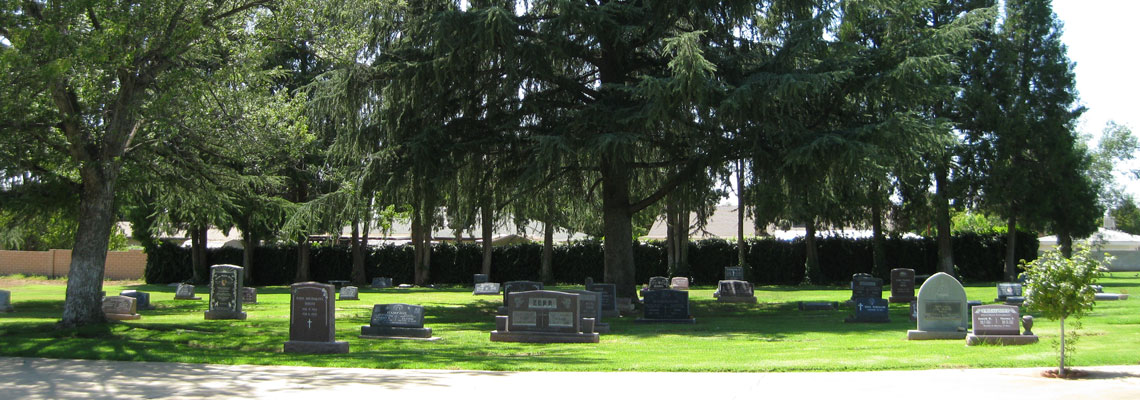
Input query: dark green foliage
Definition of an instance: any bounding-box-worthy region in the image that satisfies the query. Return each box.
[145,234,1037,286]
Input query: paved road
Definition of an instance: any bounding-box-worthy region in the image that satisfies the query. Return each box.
[2,357,1139,399]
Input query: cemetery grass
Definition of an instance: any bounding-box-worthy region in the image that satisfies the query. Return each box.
[1,275,1139,372]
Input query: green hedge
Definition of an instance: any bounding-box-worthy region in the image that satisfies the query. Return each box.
[145,232,1038,286]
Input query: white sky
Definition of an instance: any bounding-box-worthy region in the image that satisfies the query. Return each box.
[1053,0,1140,197]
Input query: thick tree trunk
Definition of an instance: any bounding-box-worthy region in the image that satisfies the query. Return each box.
[665,194,690,276]
[1059,232,1073,259]
[295,235,310,283]
[60,169,117,327]
[601,156,636,300]
[242,229,256,285]
[934,166,955,275]
[412,210,425,286]
[871,183,887,278]
[481,198,493,276]
[804,220,821,284]
[351,218,366,285]
[1005,215,1018,281]
[541,220,554,283]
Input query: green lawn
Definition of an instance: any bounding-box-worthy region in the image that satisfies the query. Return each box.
[1,274,1138,372]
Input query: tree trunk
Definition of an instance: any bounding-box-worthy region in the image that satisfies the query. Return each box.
[665,194,690,276]
[804,220,821,284]
[541,220,554,283]
[412,209,425,286]
[1059,232,1073,259]
[934,166,954,275]
[295,235,310,283]
[666,197,677,275]
[242,229,256,286]
[1005,214,1018,281]
[736,160,748,271]
[60,169,117,327]
[481,197,493,275]
[601,156,636,300]
[351,217,366,285]
[1059,317,1067,377]
[871,183,887,278]
[190,225,208,283]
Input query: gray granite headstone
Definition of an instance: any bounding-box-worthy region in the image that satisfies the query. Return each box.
[474,282,501,295]
[996,283,1024,303]
[714,280,757,303]
[119,290,154,310]
[907,272,968,340]
[339,286,359,300]
[592,283,619,318]
[647,276,670,290]
[670,277,690,290]
[205,264,246,320]
[565,289,609,333]
[360,303,433,339]
[241,287,258,304]
[370,277,394,289]
[850,273,883,300]
[0,290,12,313]
[889,268,916,303]
[284,282,349,354]
[102,295,140,321]
[502,281,544,306]
[490,290,598,343]
[174,284,200,300]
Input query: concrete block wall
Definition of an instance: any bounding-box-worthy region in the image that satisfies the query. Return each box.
[0,249,147,280]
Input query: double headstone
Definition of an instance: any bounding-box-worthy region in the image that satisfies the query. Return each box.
[637,289,695,324]
[241,287,258,304]
[844,297,889,323]
[670,277,690,290]
[474,282,501,295]
[119,290,154,311]
[724,266,745,281]
[102,295,141,321]
[491,290,599,343]
[0,290,12,313]
[205,265,246,320]
[907,272,969,340]
[339,286,359,301]
[713,280,757,303]
[370,277,394,289]
[565,289,609,333]
[850,273,883,301]
[640,276,670,297]
[174,284,201,300]
[360,303,435,339]
[995,283,1025,305]
[889,268,916,303]
[284,282,349,354]
[966,305,1038,345]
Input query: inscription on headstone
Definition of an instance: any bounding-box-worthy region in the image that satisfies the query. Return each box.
[907,272,969,340]
[670,277,690,290]
[339,286,359,300]
[845,297,889,323]
[174,284,201,300]
[724,266,744,281]
[647,276,670,290]
[638,289,694,323]
[119,290,154,310]
[967,304,1038,345]
[205,264,246,320]
[850,273,883,300]
[996,283,1025,304]
[102,295,140,321]
[592,283,619,318]
[714,280,757,303]
[502,281,544,306]
[241,287,258,304]
[490,290,598,343]
[284,282,349,354]
[889,268,916,303]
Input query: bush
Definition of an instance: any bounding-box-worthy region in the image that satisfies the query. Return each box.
[144,232,1038,286]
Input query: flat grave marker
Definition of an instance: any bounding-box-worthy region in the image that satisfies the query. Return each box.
[798,301,839,311]
[119,290,154,310]
[284,282,349,354]
[360,303,436,340]
[204,264,246,320]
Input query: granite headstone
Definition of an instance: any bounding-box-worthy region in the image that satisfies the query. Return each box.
[339,286,359,301]
[174,284,201,300]
[850,273,883,300]
[845,297,889,323]
[490,290,598,343]
[119,290,154,310]
[102,295,140,321]
[713,280,757,303]
[967,304,1039,345]
[360,303,434,339]
[565,289,609,333]
[889,268,916,303]
[670,277,690,290]
[284,282,349,354]
[724,266,745,281]
[241,287,258,304]
[205,264,246,320]
[474,282,501,295]
[0,290,12,313]
[637,289,695,323]
[907,272,969,340]
[592,283,620,318]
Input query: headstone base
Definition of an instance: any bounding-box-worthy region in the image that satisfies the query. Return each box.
[283,340,349,354]
[798,301,838,311]
[204,310,247,320]
[173,296,201,300]
[340,295,359,301]
[359,334,441,341]
[105,313,141,321]
[634,317,696,324]
[889,296,916,303]
[966,334,1039,346]
[907,330,967,340]
[716,296,756,303]
[360,326,432,338]
[998,296,1025,305]
[490,331,599,343]
[1095,293,1128,301]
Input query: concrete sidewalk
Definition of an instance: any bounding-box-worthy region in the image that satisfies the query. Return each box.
[1,357,1138,399]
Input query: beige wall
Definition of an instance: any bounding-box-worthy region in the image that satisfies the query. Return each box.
[0,249,146,280]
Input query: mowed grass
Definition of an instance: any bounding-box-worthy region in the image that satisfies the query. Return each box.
[1,275,1138,372]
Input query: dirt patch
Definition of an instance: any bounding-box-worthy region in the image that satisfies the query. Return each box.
[1040,368,1091,379]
